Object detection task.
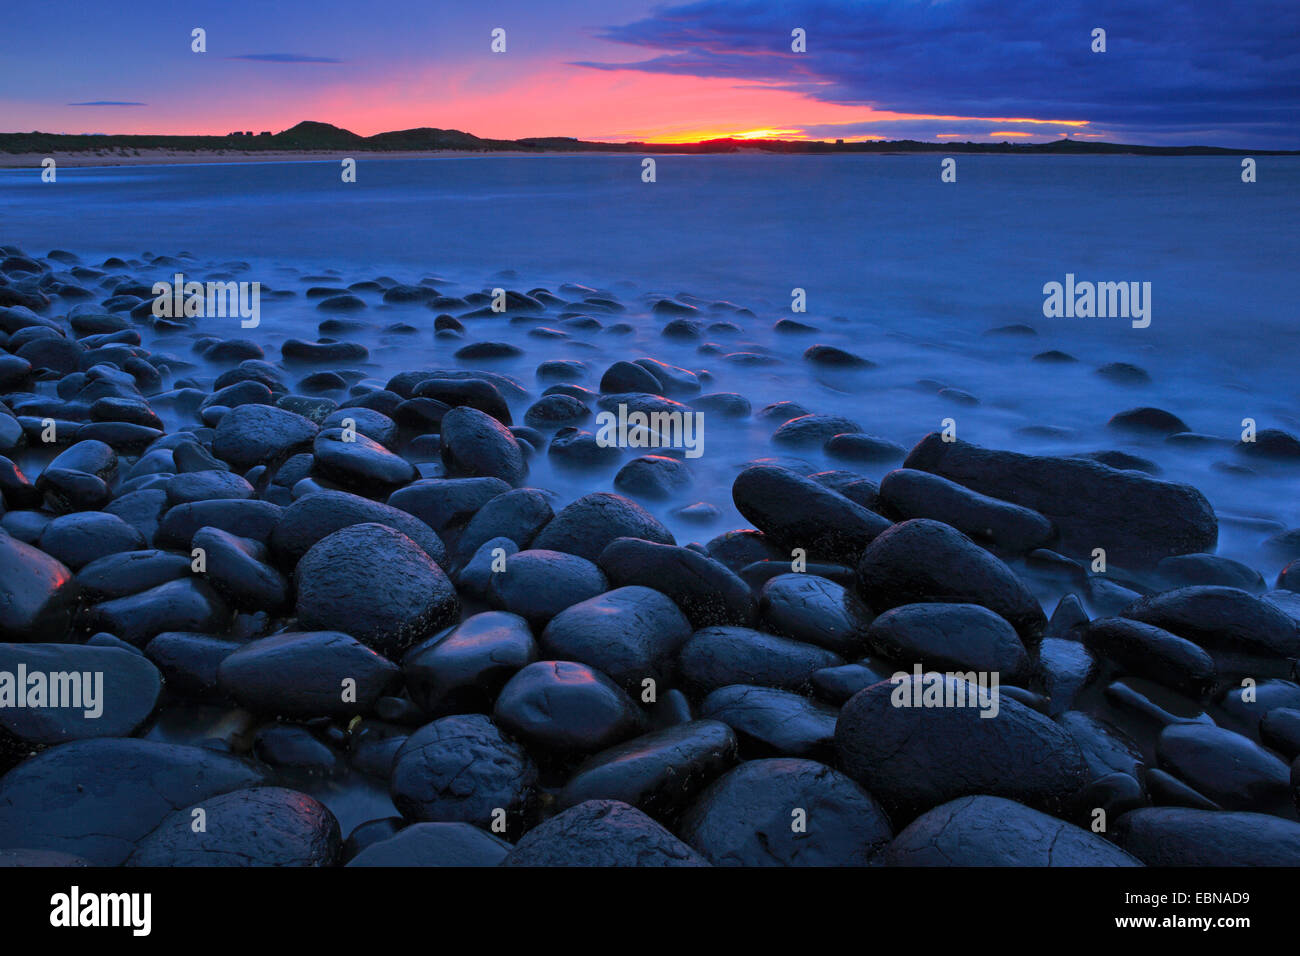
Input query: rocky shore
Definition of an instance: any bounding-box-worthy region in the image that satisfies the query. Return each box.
[1,243,1299,867]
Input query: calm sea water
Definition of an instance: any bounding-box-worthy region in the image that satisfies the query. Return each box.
[3,154,1299,575]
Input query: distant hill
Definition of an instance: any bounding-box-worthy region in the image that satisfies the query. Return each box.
[1,120,1295,156]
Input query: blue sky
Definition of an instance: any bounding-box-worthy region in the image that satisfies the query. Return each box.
[2,0,1296,146]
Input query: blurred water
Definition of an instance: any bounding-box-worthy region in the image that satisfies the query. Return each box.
[3,154,1299,576]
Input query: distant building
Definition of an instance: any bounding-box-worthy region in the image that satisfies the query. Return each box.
[259,131,271,136]
[836,139,844,145]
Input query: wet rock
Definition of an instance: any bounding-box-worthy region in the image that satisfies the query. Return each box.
[0,531,77,640]
[389,714,536,826]
[212,403,318,470]
[164,469,254,506]
[387,477,509,536]
[835,674,1089,820]
[412,377,512,424]
[1079,617,1215,696]
[0,643,160,756]
[454,487,554,558]
[523,394,589,431]
[678,626,843,695]
[403,611,537,716]
[1155,723,1291,813]
[272,490,447,566]
[218,631,398,718]
[346,822,511,867]
[879,795,1140,866]
[1237,428,1300,462]
[439,405,527,485]
[878,468,1052,553]
[866,603,1029,681]
[692,392,750,418]
[772,414,862,447]
[679,758,891,866]
[1260,707,1300,759]
[502,799,707,867]
[597,537,754,628]
[600,360,662,395]
[155,498,282,550]
[74,549,190,600]
[857,519,1047,640]
[84,578,229,646]
[700,684,839,759]
[35,511,145,570]
[613,455,692,500]
[533,492,674,561]
[488,548,607,626]
[313,429,416,490]
[1108,407,1190,435]
[1122,586,1300,676]
[557,720,738,817]
[1113,808,1300,866]
[143,632,241,700]
[803,344,872,367]
[192,526,287,611]
[757,573,872,656]
[295,522,459,657]
[540,586,692,691]
[1036,637,1100,715]
[494,660,644,755]
[127,786,341,866]
[904,435,1217,564]
[1157,553,1265,592]
[0,738,262,865]
[732,465,889,564]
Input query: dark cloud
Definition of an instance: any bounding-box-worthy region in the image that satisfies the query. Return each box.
[578,0,1300,147]
[226,53,343,63]
[67,101,146,106]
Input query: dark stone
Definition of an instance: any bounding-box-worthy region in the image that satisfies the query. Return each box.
[271,490,447,566]
[878,467,1053,553]
[1113,808,1300,866]
[218,631,399,718]
[390,714,536,827]
[0,532,77,640]
[439,405,527,485]
[903,435,1217,564]
[211,403,318,470]
[613,455,692,500]
[879,795,1139,866]
[679,758,891,866]
[488,548,607,626]
[533,492,674,562]
[1155,723,1292,813]
[346,822,511,866]
[866,602,1030,682]
[597,537,754,628]
[454,487,555,558]
[501,799,706,866]
[757,573,873,656]
[127,786,341,866]
[732,465,890,564]
[700,684,839,759]
[678,626,842,694]
[403,611,538,716]
[557,720,738,818]
[494,660,644,754]
[387,477,509,535]
[1079,617,1215,696]
[0,643,160,756]
[74,549,190,600]
[835,674,1089,821]
[84,578,230,647]
[856,519,1047,639]
[295,522,459,657]
[0,739,262,865]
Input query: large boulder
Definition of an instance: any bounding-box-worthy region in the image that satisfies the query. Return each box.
[904,434,1217,564]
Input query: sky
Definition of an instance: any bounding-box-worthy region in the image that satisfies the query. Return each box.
[1,0,1296,147]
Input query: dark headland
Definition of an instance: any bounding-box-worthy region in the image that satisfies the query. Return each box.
[4,120,1298,157]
